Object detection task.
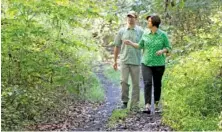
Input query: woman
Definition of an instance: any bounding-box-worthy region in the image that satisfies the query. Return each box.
[124,15,172,113]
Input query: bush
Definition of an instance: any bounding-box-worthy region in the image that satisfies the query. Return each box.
[162,46,222,130]
[1,1,104,130]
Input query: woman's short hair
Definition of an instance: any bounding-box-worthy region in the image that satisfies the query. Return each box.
[146,15,161,28]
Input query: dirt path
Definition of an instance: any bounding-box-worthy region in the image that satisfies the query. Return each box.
[107,111,172,131]
[70,63,171,131]
[33,62,171,131]
[70,64,121,131]
[35,63,172,131]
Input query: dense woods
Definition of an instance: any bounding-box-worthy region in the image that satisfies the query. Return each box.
[1,0,222,131]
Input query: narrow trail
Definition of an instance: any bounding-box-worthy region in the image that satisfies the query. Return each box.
[71,63,172,131]
[30,63,172,131]
[71,63,121,131]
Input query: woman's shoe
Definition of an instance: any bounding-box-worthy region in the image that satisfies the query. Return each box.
[142,103,151,114]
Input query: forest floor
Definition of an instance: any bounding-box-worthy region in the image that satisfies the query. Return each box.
[35,62,172,131]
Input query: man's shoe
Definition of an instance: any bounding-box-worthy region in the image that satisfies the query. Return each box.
[142,109,151,114]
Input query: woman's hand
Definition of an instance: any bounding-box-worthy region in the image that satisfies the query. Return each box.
[123,40,133,46]
[156,50,164,56]
[156,49,168,56]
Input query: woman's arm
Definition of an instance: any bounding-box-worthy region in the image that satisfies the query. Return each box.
[123,40,139,48]
[156,33,172,56]
[156,48,168,55]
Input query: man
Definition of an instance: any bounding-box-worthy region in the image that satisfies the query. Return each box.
[113,11,143,110]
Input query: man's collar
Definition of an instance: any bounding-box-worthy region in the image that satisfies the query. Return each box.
[127,25,137,30]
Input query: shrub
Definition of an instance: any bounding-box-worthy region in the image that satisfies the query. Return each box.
[162,46,222,130]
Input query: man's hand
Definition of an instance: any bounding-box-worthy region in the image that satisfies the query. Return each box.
[113,62,118,71]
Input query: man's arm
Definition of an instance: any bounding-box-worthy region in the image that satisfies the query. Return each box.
[113,28,123,71]
[113,46,120,71]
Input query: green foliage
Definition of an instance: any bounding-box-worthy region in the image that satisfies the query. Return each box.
[103,65,121,84]
[162,47,222,130]
[1,0,110,130]
[166,0,222,57]
[122,0,222,57]
[107,109,129,128]
[2,0,222,131]
[84,73,105,102]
